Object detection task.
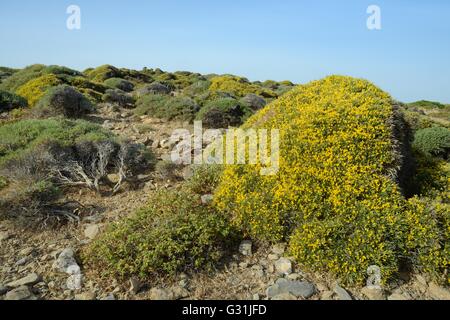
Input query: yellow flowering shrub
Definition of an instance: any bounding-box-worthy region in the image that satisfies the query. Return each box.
[16,74,62,106]
[210,75,277,98]
[214,75,446,284]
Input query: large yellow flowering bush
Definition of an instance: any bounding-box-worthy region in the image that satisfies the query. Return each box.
[16,74,62,106]
[214,76,448,284]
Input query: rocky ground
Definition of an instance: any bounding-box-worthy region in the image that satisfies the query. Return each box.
[1,104,450,301]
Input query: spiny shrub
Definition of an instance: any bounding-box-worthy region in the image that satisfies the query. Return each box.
[413,127,450,159]
[239,94,267,111]
[104,78,135,92]
[134,82,171,96]
[83,189,235,278]
[34,85,93,118]
[0,90,28,112]
[16,74,63,106]
[183,80,211,97]
[213,75,446,285]
[209,75,277,98]
[195,98,253,128]
[135,94,198,121]
[102,89,135,108]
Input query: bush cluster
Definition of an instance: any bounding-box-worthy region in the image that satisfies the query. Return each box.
[16,74,63,106]
[213,76,448,284]
[104,78,135,92]
[33,85,93,118]
[413,127,450,159]
[134,94,198,121]
[102,89,135,108]
[83,189,235,278]
[209,75,277,98]
[195,97,253,128]
[0,90,28,112]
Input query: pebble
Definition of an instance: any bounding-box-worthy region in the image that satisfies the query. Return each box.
[201,194,214,204]
[271,243,286,255]
[84,224,100,240]
[274,258,292,275]
[268,254,279,261]
[333,283,353,300]
[0,231,12,241]
[238,240,253,256]
[67,274,83,291]
[5,286,36,300]
[129,277,142,294]
[6,273,41,288]
[75,291,96,300]
[361,286,386,300]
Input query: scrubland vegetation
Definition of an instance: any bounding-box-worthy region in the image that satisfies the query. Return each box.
[0,63,448,291]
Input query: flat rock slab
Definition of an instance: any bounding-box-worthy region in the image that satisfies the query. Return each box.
[5,286,37,300]
[267,278,316,299]
[6,273,41,288]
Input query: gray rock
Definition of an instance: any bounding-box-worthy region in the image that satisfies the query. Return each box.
[252,293,260,300]
[266,278,315,299]
[5,286,36,300]
[274,258,292,275]
[67,274,83,291]
[101,293,116,300]
[84,224,100,240]
[239,240,252,256]
[271,293,297,300]
[268,254,279,261]
[0,285,7,295]
[428,282,450,300]
[201,194,214,204]
[6,273,41,288]
[53,248,77,273]
[171,286,190,300]
[387,292,409,300]
[361,286,386,300]
[75,292,96,300]
[271,243,286,255]
[129,277,142,294]
[150,288,172,300]
[15,257,29,266]
[333,284,353,300]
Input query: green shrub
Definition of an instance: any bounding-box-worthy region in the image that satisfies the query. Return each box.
[16,74,63,106]
[134,82,171,96]
[0,90,28,112]
[135,94,198,121]
[408,100,447,110]
[34,85,93,118]
[183,80,211,97]
[102,89,135,107]
[0,67,18,82]
[413,127,450,158]
[83,189,234,278]
[214,75,446,285]
[70,76,107,93]
[210,75,277,98]
[0,64,46,92]
[195,97,253,128]
[239,94,267,111]
[85,65,123,82]
[104,78,134,92]
[186,164,223,195]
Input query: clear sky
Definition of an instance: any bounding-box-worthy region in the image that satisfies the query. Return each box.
[0,0,449,103]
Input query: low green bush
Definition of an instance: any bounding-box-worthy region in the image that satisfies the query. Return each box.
[0,64,46,92]
[104,78,134,92]
[102,89,135,108]
[34,85,93,118]
[413,127,450,158]
[0,90,28,112]
[83,189,235,278]
[135,94,198,121]
[195,97,253,128]
[185,164,223,195]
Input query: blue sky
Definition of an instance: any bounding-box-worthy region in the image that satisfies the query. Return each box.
[0,0,449,102]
